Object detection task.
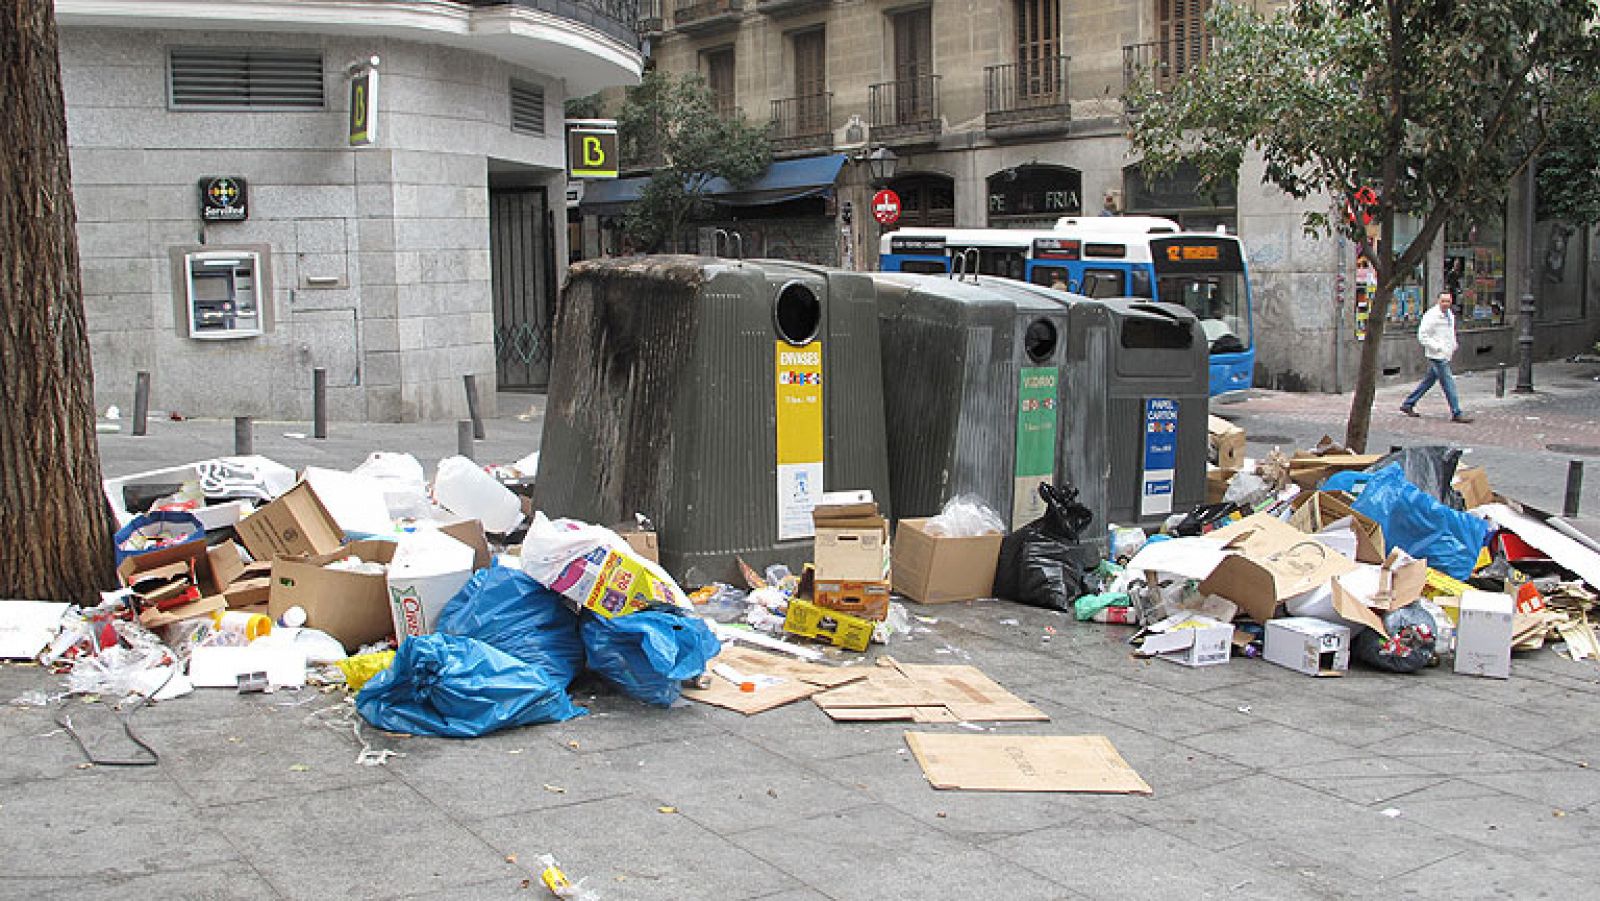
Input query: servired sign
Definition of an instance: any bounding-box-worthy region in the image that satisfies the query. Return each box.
[872,189,901,225]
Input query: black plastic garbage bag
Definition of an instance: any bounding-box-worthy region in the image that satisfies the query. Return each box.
[994,482,1100,612]
[1367,446,1465,509]
[1351,602,1439,674]
[1171,502,1239,537]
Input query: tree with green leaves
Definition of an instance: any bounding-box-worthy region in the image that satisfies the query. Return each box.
[616,71,770,252]
[1127,0,1600,451]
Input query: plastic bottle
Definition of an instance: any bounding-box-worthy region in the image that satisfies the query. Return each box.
[433,455,523,533]
[212,610,273,641]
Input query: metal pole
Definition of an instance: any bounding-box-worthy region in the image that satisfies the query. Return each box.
[457,420,475,461]
[234,417,254,456]
[1496,363,1506,398]
[1514,163,1536,393]
[464,374,485,440]
[313,367,328,439]
[132,371,150,437]
[1564,460,1584,518]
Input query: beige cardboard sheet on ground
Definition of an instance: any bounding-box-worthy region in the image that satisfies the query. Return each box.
[811,657,1047,723]
[905,732,1153,794]
[682,645,867,715]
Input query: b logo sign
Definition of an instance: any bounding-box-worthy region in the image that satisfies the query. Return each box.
[567,126,619,179]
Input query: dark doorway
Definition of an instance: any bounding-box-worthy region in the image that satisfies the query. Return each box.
[489,186,555,391]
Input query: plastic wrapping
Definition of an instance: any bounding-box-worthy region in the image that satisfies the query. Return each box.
[355,633,584,738]
[1352,465,1489,580]
[520,513,689,616]
[994,483,1100,612]
[1368,446,1465,508]
[435,566,584,689]
[579,610,720,707]
[924,495,1006,538]
[353,452,432,520]
[1351,602,1439,673]
[1222,471,1271,508]
[338,651,396,692]
[1108,526,1148,563]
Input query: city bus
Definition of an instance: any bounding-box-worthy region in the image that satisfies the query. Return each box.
[879,216,1255,397]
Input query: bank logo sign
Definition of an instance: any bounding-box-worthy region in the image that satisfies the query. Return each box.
[199,177,248,222]
[567,123,619,179]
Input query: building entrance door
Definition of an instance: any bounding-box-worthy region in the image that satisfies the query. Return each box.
[489,187,555,391]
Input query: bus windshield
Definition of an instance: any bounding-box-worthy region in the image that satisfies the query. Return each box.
[1157,272,1250,352]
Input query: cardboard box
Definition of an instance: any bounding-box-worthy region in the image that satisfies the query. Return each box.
[117,539,246,607]
[891,518,1003,605]
[1288,453,1384,490]
[1289,491,1386,564]
[813,492,889,582]
[236,481,344,562]
[618,529,659,564]
[268,539,397,652]
[1263,617,1351,677]
[387,527,477,644]
[1327,549,1428,636]
[1208,415,1246,471]
[783,598,874,652]
[1455,590,1514,679]
[1136,613,1232,667]
[1452,466,1494,509]
[813,578,891,621]
[1200,514,1358,625]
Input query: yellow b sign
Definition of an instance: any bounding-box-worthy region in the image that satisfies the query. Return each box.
[349,68,378,147]
[567,127,618,179]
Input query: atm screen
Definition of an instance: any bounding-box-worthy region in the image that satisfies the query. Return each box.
[192,273,232,303]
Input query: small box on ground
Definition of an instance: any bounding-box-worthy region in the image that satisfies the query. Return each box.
[268,539,397,652]
[891,518,1003,605]
[812,490,889,582]
[1263,617,1351,677]
[236,481,344,561]
[784,598,874,652]
[813,578,891,621]
[1455,590,1514,679]
[1136,613,1233,667]
[1207,415,1246,470]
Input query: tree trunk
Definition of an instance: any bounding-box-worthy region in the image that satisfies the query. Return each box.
[0,0,118,602]
[1343,280,1396,453]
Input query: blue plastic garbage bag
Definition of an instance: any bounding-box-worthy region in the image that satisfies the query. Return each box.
[1352,464,1489,580]
[356,633,585,738]
[435,566,583,688]
[580,610,721,707]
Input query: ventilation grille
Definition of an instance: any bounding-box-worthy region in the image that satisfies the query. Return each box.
[510,80,546,135]
[169,48,326,109]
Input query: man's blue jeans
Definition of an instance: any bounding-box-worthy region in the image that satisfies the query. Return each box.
[1402,358,1462,417]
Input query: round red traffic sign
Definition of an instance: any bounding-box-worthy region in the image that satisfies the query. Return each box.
[871,189,901,225]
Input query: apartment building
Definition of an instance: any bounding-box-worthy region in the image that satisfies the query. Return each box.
[627,0,1599,390]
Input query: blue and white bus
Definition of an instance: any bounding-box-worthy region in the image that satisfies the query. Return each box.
[879,216,1255,397]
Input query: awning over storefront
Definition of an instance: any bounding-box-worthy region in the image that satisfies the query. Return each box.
[579,154,846,216]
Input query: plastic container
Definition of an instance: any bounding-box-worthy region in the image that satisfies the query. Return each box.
[212,610,273,641]
[433,455,523,533]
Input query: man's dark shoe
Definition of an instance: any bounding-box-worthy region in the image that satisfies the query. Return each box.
[1400,406,1419,417]
[1451,414,1474,423]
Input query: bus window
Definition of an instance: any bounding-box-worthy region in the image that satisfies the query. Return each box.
[900,259,948,274]
[1157,273,1250,351]
[953,247,1026,280]
[1129,269,1153,298]
[1080,269,1126,298]
[1031,266,1070,290]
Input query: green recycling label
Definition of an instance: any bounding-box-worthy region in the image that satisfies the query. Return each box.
[1012,366,1059,529]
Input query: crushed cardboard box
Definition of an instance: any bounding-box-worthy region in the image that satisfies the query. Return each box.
[681,645,866,715]
[1199,514,1359,625]
[1207,415,1246,471]
[904,732,1152,794]
[236,480,344,561]
[811,657,1046,723]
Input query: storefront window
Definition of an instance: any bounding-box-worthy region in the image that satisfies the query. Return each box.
[1444,216,1506,329]
[1386,216,1427,325]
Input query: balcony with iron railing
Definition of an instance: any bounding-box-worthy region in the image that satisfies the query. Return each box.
[769,93,833,155]
[673,0,742,34]
[755,0,829,17]
[868,75,941,146]
[459,0,644,48]
[985,55,1070,135]
[635,0,664,34]
[1122,34,1213,99]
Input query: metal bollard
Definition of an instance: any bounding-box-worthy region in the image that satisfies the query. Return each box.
[1389,446,1402,454]
[234,417,254,456]
[313,367,328,439]
[464,374,485,440]
[1564,460,1584,518]
[1496,364,1507,398]
[132,371,150,436]
[457,420,475,460]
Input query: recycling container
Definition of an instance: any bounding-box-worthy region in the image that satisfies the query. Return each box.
[535,256,891,586]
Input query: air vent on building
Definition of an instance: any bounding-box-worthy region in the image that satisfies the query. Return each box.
[169,48,326,109]
[510,80,546,135]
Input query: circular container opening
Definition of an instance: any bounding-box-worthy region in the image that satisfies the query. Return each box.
[1024,319,1058,363]
[774,281,822,346]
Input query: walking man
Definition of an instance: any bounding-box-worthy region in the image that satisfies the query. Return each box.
[1400,291,1472,422]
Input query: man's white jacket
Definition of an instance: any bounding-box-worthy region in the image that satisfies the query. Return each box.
[1417,306,1458,361]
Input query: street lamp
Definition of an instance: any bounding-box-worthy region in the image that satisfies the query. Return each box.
[865,146,899,186]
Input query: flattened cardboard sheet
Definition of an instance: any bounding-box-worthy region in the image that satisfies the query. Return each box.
[682,645,866,715]
[905,732,1152,794]
[812,657,1047,723]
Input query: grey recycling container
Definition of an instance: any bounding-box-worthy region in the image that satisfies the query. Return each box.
[869,272,1074,531]
[1058,298,1208,542]
[535,255,891,586]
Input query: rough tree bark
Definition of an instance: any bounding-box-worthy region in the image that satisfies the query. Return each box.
[1,0,118,602]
